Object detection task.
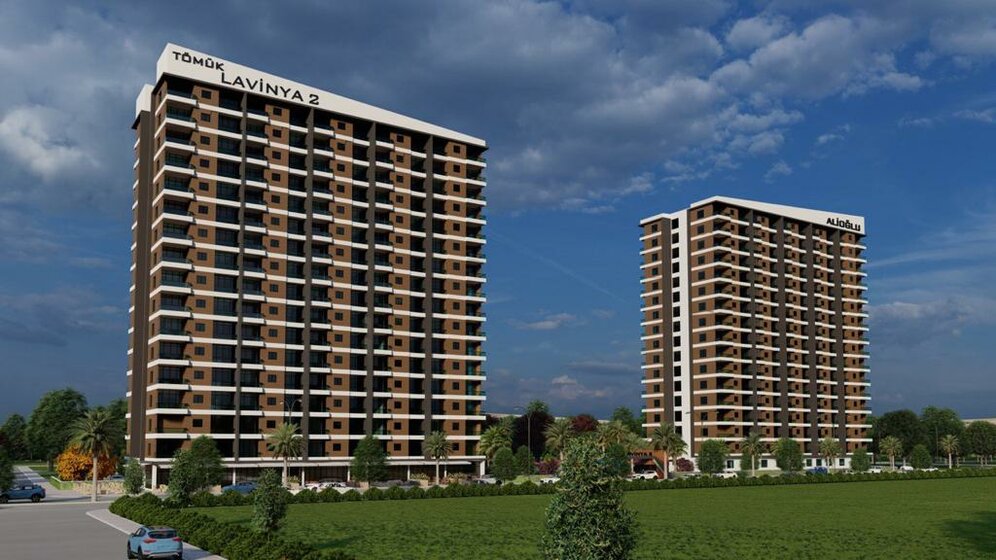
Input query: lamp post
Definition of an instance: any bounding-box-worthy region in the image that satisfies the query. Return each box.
[514,406,533,458]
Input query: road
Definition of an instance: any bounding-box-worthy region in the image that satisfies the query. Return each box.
[1,466,221,559]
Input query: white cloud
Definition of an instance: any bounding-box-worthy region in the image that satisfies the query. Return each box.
[0,105,91,180]
[549,374,611,400]
[726,15,789,52]
[954,108,996,123]
[511,312,578,331]
[898,116,936,127]
[764,160,792,181]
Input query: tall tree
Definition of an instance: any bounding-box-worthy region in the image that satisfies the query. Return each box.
[491,447,517,481]
[596,421,632,451]
[740,432,765,476]
[939,434,960,469]
[186,436,224,490]
[773,438,803,472]
[70,408,120,503]
[879,436,904,470]
[697,440,728,474]
[252,469,288,533]
[514,409,554,459]
[27,388,87,469]
[610,407,643,436]
[480,424,513,472]
[920,406,964,458]
[95,399,128,461]
[1,414,29,460]
[542,437,636,560]
[266,423,302,487]
[0,449,14,494]
[874,409,925,457]
[571,414,600,434]
[425,431,452,482]
[514,445,535,476]
[526,400,550,415]
[819,438,843,472]
[964,421,996,465]
[649,423,686,479]
[544,417,574,462]
[351,435,387,483]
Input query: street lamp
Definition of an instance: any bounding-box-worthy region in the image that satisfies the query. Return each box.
[280,399,302,426]
[514,406,533,458]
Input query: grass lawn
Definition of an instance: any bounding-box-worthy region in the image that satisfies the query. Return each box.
[196,477,996,559]
[14,462,55,478]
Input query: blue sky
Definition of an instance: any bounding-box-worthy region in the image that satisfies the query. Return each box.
[2,1,996,419]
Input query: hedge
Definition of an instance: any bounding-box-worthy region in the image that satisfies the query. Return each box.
[110,494,354,560]
[173,467,996,509]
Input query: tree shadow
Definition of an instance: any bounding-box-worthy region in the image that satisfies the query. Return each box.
[943,511,996,554]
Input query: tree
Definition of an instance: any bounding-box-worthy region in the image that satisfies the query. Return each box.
[0,449,14,494]
[879,436,904,470]
[492,447,516,481]
[514,408,554,459]
[267,423,302,487]
[542,436,636,559]
[1,414,29,460]
[920,406,963,458]
[819,438,843,472]
[649,423,686,480]
[610,407,643,436]
[124,459,144,495]
[168,436,223,505]
[70,408,120,503]
[56,445,117,481]
[596,421,632,451]
[515,445,535,476]
[526,400,550,415]
[545,418,574,462]
[910,444,932,469]
[27,388,87,469]
[850,448,871,472]
[351,435,387,483]
[571,414,599,434]
[425,431,453,483]
[252,469,288,532]
[96,399,129,461]
[874,409,925,458]
[964,421,996,465]
[480,424,513,472]
[697,440,728,475]
[740,432,765,476]
[773,438,803,472]
[939,434,960,469]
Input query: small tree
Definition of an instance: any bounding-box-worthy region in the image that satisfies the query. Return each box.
[697,440,728,474]
[252,469,288,532]
[649,423,686,480]
[70,408,120,503]
[515,445,535,476]
[480,424,513,471]
[740,432,765,476]
[964,421,996,465]
[819,438,843,472]
[56,445,117,481]
[542,437,636,559]
[0,449,13,493]
[267,423,303,487]
[351,435,387,483]
[545,418,574,462]
[425,431,452,483]
[492,447,516,481]
[571,414,599,434]
[602,443,631,478]
[26,388,87,470]
[124,459,144,495]
[880,436,903,470]
[773,438,803,472]
[850,448,871,472]
[675,457,694,472]
[1,414,29,460]
[939,434,960,469]
[610,407,643,435]
[910,444,932,469]
[168,436,223,506]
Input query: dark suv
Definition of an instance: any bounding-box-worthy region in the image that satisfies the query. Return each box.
[1,484,46,503]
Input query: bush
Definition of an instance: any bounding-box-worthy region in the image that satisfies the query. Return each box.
[697,440,728,474]
[351,436,387,483]
[515,446,535,475]
[56,445,117,481]
[492,447,516,481]
[774,438,804,472]
[537,458,560,474]
[675,457,694,472]
[910,444,932,469]
[252,469,288,532]
[124,459,144,494]
[851,448,871,472]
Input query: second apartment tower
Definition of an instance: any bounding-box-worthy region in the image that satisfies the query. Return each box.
[640,197,870,469]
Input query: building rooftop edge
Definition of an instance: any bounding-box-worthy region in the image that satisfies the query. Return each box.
[142,43,486,147]
[640,195,866,235]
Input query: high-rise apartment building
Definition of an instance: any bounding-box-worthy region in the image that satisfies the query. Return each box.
[127,44,487,484]
[640,197,870,470]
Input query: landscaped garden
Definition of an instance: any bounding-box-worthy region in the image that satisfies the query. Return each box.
[192,476,996,559]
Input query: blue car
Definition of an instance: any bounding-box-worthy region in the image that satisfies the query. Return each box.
[806,467,829,475]
[1,483,45,503]
[127,525,183,560]
[221,481,257,494]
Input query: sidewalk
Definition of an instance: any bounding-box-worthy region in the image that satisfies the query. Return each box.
[14,466,88,504]
[87,508,225,560]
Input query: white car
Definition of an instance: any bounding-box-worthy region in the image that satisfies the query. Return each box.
[899,465,914,472]
[867,467,883,474]
[539,476,560,485]
[473,475,500,485]
[714,472,737,479]
[630,471,657,480]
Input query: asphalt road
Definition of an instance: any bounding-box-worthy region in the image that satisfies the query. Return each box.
[0,501,127,559]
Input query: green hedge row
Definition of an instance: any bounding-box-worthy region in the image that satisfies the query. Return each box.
[183,467,996,509]
[110,494,354,560]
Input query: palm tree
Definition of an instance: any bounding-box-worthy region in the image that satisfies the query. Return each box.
[480,424,513,472]
[649,423,686,479]
[880,436,903,470]
[596,420,631,451]
[939,434,960,469]
[425,431,452,483]
[740,431,765,477]
[544,417,573,462]
[267,422,302,487]
[70,409,119,503]
[819,438,843,472]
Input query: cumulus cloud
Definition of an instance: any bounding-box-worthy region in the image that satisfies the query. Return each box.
[511,312,579,331]
[816,124,851,146]
[954,108,996,123]
[764,160,793,182]
[726,15,789,52]
[871,298,996,346]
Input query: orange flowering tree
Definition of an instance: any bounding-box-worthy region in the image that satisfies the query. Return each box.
[55,445,117,481]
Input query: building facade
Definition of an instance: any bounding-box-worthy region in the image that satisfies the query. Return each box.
[640,197,870,470]
[128,44,487,483]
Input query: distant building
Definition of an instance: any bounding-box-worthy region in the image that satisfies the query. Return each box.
[639,197,871,470]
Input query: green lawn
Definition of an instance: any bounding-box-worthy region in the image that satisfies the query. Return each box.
[196,477,996,559]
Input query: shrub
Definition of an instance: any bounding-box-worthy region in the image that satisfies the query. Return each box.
[515,446,535,475]
[351,436,387,483]
[537,458,560,474]
[56,445,117,481]
[774,438,804,472]
[675,457,694,472]
[124,458,144,494]
[317,488,343,503]
[294,489,319,504]
[910,444,932,469]
[251,469,288,532]
[363,487,385,500]
[850,448,871,472]
[697,440,728,474]
[492,447,516,481]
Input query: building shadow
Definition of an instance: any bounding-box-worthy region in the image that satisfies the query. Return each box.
[943,511,996,554]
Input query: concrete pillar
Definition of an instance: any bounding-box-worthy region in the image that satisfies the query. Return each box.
[478,460,485,477]
[406,465,411,480]
[301,467,306,487]
[346,466,351,482]
[151,465,158,489]
[232,469,237,484]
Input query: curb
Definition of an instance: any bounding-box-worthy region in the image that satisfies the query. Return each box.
[86,508,225,559]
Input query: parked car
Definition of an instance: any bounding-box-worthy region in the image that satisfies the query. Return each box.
[1,484,45,503]
[539,476,560,485]
[630,471,658,480]
[220,481,257,494]
[105,473,126,481]
[867,467,883,474]
[805,467,829,475]
[713,472,737,479]
[126,525,183,560]
[397,480,421,489]
[472,475,500,485]
[304,479,340,492]
[899,465,914,472]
